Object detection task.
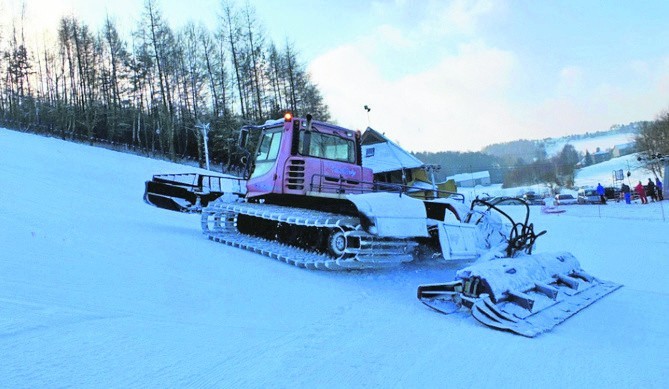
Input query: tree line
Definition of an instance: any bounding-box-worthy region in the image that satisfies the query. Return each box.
[0,0,329,170]
[415,143,581,189]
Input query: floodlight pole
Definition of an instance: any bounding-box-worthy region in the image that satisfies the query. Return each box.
[196,122,211,171]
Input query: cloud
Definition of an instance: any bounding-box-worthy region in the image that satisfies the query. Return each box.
[370,0,501,40]
[308,1,669,153]
[422,0,498,36]
[654,57,669,99]
[557,66,584,96]
[305,1,525,153]
[375,24,414,49]
[310,36,669,153]
[523,59,669,139]
[309,40,519,152]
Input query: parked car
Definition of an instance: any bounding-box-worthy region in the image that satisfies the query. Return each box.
[605,187,621,202]
[522,191,544,205]
[555,193,578,205]
[578,188,601,204]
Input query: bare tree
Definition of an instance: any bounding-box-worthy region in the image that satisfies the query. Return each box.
[283,43,299,114]
[6,17,33,120]
[219,0,246,119]
[199,27,225,119]
[240,1,265,120]
[0,0,329,172]
[636,112,669,178]
[101,16,131,142]
[139,0,178,157]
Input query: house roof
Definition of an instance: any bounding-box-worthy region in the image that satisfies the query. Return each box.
[447,171,490,182]
[361,127,424,173]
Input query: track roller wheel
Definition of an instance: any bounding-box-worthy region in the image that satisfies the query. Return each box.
[327,228,349,259]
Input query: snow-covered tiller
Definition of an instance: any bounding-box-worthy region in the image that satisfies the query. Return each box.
[417,198,622,337]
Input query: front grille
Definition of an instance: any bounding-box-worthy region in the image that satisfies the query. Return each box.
[286,159,306,191]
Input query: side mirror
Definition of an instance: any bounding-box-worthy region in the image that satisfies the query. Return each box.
[239,128,249,148]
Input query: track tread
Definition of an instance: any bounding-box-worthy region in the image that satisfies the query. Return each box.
[202,201,414,271]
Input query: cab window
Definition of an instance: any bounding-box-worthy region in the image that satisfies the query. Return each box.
[251,128,282,178]
[299,131,355,163]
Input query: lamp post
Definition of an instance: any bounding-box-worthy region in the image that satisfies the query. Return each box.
[196,122,211,171]
[364,105,371,126]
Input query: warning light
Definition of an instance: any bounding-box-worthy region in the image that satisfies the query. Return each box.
[284,112,293,121]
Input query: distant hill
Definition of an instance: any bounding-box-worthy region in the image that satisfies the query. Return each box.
[411,150,506,183]
[416,122,646,185]
[543,122,642,156]
[482,122,644,161]
[481,139,545,165]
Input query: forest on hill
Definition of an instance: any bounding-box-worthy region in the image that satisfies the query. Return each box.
[0,0,328,169]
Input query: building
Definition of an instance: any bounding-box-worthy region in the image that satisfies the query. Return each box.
[611,142,636,158]
[360,128,456,198]
[361,128,424,179]
[446,171,491,188]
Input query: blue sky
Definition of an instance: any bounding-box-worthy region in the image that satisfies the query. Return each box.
[4,0,669,152]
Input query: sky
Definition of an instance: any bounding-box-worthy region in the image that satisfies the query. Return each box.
[2,0,669,152]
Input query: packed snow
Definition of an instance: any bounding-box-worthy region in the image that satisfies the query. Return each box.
[544,131,637,157]
[1,128,667,387]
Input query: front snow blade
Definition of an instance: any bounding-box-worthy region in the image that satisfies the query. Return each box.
[417,252,622,337]
[144,173,239,213]
[144,179,199,212]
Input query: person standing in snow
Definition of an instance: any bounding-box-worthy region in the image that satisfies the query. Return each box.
[635,181,648,204]
[656,177,664,201]
[621,182,631,204]
[647,178,657,202]
[596,183,606,204]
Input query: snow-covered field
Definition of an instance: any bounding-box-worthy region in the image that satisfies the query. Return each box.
[1,128,667,387]
[544,132,637,156]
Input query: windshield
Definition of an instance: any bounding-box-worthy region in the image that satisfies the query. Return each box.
[251,128,282,178]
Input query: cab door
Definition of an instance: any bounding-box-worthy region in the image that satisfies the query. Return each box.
[246,127,283,198]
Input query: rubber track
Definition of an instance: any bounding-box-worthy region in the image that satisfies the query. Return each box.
[201,201,415,270]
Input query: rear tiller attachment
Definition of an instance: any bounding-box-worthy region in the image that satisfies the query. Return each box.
[419,198,621,337]
[417,252,622,337]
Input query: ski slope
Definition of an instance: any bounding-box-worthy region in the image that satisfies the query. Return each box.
[1,128,667,387]
[460,151,655,202]
[544,131,637,157]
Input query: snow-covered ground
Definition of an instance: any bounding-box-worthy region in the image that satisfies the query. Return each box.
[573,153,653,189]
[1,128,668,387]
[544,132,637,156]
